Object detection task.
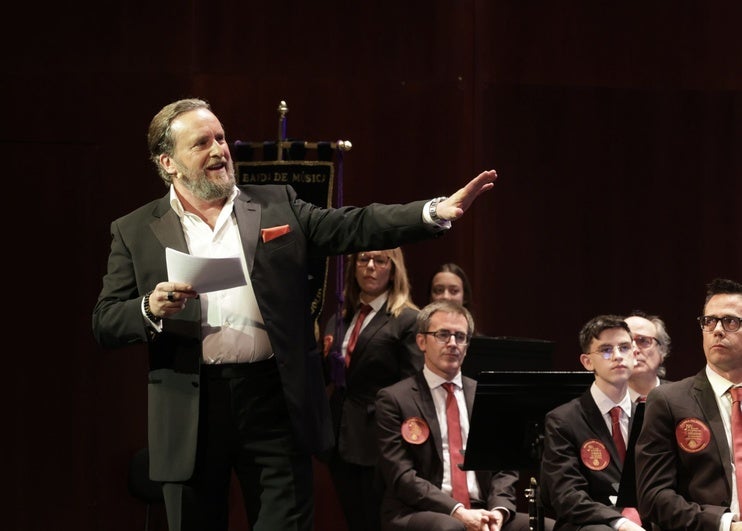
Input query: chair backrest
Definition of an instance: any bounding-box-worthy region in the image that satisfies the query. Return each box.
[128,448,164,503]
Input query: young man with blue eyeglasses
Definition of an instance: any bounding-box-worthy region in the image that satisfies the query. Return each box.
[540,315,647,531]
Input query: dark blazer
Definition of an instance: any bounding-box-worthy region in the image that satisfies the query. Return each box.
[617,378,672,508]
[375,371,519,529]
[540,390,638,530]
[92,184,441,481]
[635,370,732,531]
[324,303,422,466]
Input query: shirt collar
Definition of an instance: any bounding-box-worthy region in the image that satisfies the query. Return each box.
[590,382,632,416]
[423,364,463,390]
[706,364,736,398]
[168,184,240,218]
[362,291,389,313]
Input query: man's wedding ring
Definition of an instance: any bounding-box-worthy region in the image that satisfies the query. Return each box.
[167,291,175,302]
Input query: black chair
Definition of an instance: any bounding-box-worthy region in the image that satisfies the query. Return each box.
[128,448,164,531]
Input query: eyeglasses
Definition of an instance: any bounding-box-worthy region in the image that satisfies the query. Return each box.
[356,254,391,268]
[423,329,470,346]
[588,343,634,360]
[633,335,660,349]
[697,315,741,333]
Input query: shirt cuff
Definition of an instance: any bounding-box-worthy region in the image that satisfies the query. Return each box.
[612,517,628,530]
[492,507,511,522]
[422,199,452,229]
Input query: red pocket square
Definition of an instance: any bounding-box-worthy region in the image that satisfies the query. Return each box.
[261,224,291,243]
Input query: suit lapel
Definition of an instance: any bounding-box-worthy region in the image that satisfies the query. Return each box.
[350,303,390,360]
[150,196,189,253]
[580,392,624,466]
[148,195,200,323]
[693,372,733,480]
[412,372,444,462]
[233,194,260,274]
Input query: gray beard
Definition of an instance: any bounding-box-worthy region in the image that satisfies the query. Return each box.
[179,161,236,201]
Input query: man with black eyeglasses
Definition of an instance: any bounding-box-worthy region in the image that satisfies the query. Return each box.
[540,315,646,530]
[636,278,742,531]
[375,300,547,531]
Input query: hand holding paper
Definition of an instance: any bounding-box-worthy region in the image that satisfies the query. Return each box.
[166,247,247,293]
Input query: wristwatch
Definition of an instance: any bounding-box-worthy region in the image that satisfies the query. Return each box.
[429,196,448,223]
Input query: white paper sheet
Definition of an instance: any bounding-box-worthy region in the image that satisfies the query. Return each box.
[165,247,247,294]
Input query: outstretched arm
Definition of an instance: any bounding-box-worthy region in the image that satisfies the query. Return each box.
[436,169,498,221]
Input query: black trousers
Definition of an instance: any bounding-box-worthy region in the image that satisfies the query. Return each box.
[163,359,314,531]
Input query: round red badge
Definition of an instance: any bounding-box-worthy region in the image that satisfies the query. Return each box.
[675,418,711,453]
[581,439,611,470]
[401,416,430,444]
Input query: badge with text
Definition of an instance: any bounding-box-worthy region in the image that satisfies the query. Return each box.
[581,439,610,470]
[401,417,430,444]
[675,418,711,453]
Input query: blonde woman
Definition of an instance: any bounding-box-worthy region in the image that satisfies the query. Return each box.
[322,247,421,531]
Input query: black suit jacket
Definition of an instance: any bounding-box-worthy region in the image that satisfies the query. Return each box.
[375,371,519,529]
[324,303,422,466]
[617,378,671,508]
[92,184,443,481]
[540,390,638,530]
[636,370,732,531]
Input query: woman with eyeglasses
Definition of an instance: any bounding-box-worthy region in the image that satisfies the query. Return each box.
[321,247,421,531]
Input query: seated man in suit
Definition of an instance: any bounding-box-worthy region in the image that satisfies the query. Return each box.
[636,278,742,531]
[376,300,548,531]
[540,314,645,531]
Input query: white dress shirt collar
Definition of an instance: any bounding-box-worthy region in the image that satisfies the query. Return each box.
[590,382,632,417]
[423,365,464,391]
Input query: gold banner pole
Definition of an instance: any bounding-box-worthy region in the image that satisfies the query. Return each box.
[277,101,289,161]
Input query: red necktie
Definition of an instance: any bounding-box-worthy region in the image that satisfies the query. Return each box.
[730,387,742,511]
[610,406,626,462]
[442,382,470,508]
[345,304,372,367]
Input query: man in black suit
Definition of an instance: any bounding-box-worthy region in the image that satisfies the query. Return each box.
[91,98,498,531]
[376,300,541,531]
[636,278,742,531]
[539,315,645,531]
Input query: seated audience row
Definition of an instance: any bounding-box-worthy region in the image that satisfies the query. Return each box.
[320,255,476,530]
[324,253,741,531]
[540,277,741,531]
